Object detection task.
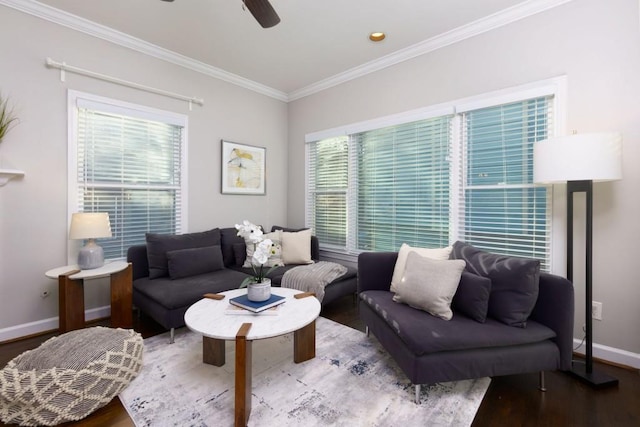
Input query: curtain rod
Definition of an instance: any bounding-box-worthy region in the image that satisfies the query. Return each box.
[45,58,204,110]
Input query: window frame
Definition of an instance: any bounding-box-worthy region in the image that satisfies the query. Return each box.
[305,77,567,270]
[67,90,189,264]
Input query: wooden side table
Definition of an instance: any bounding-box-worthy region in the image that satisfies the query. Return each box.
[45,261,133,333]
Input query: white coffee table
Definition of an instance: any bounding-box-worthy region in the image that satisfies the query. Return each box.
[184,287,321,427]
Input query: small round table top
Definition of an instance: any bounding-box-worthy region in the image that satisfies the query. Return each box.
[184,288,321,341]
[45,261,129,280]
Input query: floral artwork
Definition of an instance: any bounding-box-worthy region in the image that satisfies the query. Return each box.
[221,140,266,195]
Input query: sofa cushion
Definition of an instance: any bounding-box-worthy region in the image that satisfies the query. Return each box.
[243,230,283,267]
[220,227,244,267]
[281,229,313,265]
[390,243,452,293]
[392,252,465,320]
[233,243,247,267]
[166,245,224,280]
[271,225,310,233]
[452,272,492,323]
[133,269,249,310]
[361,290,556,356]
[263,230,284,267]
[450,241,540,328]
[146,228,221,279]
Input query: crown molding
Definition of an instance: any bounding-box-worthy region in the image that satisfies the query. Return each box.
[3,0,572,103]
[288,0,574,101]
[0,0,289,102]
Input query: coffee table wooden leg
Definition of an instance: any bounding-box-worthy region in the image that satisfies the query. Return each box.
[110,263,133,329]
[294,319,316,363]
[58,271,84,333]
[203,336,226,366]
[235,323,252,427]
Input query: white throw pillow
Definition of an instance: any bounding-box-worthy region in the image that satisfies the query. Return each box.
[392,251,465,320]
[281,229,313,265]
[263,230,284,267]
[243,230,283,267]
[390,243,453,293]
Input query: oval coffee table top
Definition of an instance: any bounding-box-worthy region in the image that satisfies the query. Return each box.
[184,288,321,341]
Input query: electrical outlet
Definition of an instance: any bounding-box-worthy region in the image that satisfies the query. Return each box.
[592,301,603,320]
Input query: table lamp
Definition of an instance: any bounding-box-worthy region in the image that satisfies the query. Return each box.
[533,131,622,388]
[69,212,112,269]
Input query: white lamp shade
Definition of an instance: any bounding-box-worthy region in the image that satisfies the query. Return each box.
[533,132,622,183]
[69,212,112,240]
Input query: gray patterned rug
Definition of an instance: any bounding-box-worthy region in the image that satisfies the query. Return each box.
[119,317,490,426]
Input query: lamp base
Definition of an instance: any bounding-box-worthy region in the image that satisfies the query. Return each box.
[567,363,619,389]
[77,239,105,270]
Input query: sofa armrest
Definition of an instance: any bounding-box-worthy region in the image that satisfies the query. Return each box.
[357,252,398,293]
[530,272,574,370]
[126,244,149,281]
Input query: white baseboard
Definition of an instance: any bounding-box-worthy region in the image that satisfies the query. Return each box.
[573,338,640,369]
[0,306,111,343]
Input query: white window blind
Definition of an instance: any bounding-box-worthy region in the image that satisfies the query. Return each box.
[307,137,349,248]
[70,92,187,261]
[458,96,552,268]
[353,117,453,251]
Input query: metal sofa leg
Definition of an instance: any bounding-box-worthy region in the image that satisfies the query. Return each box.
[169,328,175,344]
[539,371,547,392]
[365,326,370,337]
[415,384,421,404]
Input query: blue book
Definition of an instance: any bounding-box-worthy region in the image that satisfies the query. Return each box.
[229,294,286,313]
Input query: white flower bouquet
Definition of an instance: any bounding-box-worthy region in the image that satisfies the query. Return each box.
[235,220,279,287]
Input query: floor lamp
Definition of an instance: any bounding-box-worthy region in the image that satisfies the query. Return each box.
[533,132,622,388]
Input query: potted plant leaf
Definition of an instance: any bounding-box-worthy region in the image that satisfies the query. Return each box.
[0,93,18,142]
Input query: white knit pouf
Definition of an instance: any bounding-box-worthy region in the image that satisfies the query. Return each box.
[0,327,143,426]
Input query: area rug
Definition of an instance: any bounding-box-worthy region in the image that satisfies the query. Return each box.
[120,317,490,426]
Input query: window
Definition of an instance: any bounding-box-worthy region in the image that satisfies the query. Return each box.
[306,79,564,270]
[68,91,187,261]
[457,98,551,263]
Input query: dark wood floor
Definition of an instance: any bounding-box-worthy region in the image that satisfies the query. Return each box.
[2,295,639,426]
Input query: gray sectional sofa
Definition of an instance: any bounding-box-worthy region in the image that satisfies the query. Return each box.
[358,242,574,402]
[127,226,357,342]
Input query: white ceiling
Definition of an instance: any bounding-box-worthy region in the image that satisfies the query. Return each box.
[31,0,541,98]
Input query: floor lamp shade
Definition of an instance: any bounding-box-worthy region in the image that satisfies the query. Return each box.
[533,132,622,183]
[533,132,622,389]
[69,212,112,269]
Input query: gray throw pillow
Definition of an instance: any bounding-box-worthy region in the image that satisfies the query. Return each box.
[392,251,466,320]
[166,245,224,280]
[452,271,492,323]
[146,228,221,279]
[450,241,540,327]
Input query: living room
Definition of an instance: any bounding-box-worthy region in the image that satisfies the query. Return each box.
[0,0,638,425]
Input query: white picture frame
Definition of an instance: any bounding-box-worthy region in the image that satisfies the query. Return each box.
[221,140,266,195]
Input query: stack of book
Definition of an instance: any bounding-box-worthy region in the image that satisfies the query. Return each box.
[226,294,286,315]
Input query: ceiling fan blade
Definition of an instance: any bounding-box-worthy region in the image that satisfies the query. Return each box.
[243,0,280,28]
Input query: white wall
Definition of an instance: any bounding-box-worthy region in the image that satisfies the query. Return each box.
[288,0,640,364]
[0,6,288,339]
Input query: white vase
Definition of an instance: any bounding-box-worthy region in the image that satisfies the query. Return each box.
[247,278,271,302]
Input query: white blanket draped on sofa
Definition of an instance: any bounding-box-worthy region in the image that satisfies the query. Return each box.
[281,261,347,302]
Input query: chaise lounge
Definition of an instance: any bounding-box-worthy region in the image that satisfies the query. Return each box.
[358,242,574,402]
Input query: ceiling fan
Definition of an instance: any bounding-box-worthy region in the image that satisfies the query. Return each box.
[160,0,280,28]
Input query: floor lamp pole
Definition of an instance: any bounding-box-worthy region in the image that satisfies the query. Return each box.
[566,180,618,388]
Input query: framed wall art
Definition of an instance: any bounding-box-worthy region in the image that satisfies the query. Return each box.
[221,140,266,195]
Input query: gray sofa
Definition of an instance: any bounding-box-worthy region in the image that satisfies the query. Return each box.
[127,226,357,342]
[358,243,574,403]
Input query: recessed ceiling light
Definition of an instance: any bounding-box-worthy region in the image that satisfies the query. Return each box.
[369,32,386,42]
